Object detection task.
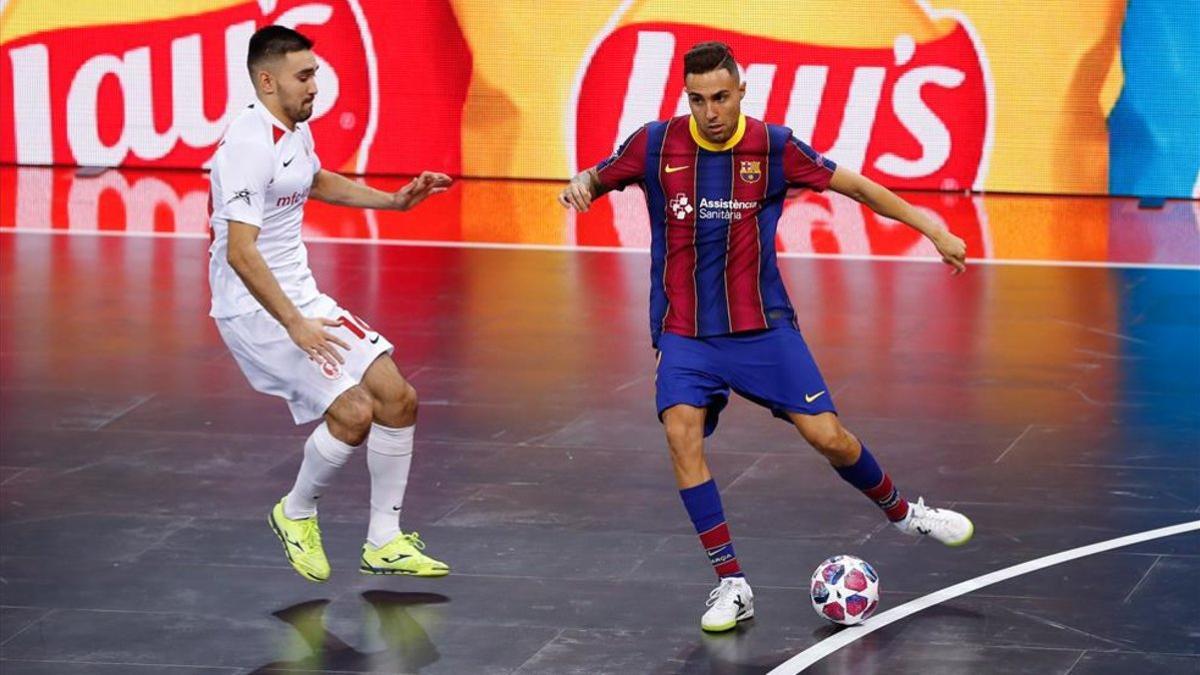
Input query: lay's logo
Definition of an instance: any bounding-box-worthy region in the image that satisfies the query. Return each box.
[0,0,378,173]
[573,15,992,192]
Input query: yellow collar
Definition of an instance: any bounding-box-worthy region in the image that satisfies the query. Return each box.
[689,114,746,152]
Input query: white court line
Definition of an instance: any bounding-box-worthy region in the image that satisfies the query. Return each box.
[2,228,1198,271]
[767,519,1200,674]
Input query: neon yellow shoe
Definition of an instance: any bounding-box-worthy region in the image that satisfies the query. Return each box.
[360,532,450,577]
[268,498,330,582]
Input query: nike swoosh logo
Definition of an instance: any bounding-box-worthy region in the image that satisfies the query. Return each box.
[805,390,827,404]
[370,335,381,344]
[282,156,295,167]
[664,165,690,173]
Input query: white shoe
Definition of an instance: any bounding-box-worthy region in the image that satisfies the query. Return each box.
[701,577,754,632]
[894,497,974,546]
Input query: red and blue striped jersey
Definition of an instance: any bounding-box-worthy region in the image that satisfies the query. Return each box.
[596,114,836,347]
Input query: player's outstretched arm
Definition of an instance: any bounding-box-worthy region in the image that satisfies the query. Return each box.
[828,166,967,274]
[557,168,607,212]
[310,169,453,211]
[226,220,349,367]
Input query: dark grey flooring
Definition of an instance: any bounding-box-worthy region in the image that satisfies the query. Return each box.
[1,234,1198,674]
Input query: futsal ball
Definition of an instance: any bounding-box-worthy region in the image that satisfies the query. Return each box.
[810,555,880,625]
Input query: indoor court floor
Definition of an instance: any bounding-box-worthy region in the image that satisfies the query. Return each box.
[1,166,1198,674]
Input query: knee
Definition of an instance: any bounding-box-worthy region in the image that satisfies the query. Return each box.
[397,382,418,418]
[373,381,418,428]
[663,414,703,462]
[331,386,375,439]
[383,382,418,424]
[806,422,858,464]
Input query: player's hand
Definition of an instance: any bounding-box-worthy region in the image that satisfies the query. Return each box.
[393,171,452,211]
[287,317,350,367]
[558,175,595,212]
[932,230,967,275]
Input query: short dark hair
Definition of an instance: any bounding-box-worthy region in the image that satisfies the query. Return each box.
[683,42,739,80]
[247,25,314,73]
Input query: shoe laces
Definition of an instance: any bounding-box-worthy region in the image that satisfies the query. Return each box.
[706,578,739,609]
[401,532,426,551]
[301,518,323,551]
[910,497,953,527]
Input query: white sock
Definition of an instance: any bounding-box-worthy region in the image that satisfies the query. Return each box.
[366,422,415,547]
[284,422,359,519]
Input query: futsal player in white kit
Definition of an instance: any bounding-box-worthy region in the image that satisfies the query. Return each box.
[209,25,451,581]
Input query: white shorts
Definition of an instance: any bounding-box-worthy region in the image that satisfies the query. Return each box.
[216,294,395,424]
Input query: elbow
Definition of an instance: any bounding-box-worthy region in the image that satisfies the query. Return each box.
[842,186,869,204]
[850,183,884,207]
[226,243,250,270]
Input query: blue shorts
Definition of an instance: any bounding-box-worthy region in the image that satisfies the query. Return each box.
[656,327,837,437]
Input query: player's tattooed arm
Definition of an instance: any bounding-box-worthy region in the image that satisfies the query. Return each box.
[557,168,607,212]
[226,220,349,367]
[829,166,967,275]
[310,169,452,211]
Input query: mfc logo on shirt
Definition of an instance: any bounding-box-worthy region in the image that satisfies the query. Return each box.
[277,188,310,208]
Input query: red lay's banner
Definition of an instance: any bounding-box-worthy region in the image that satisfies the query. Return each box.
[0,0,469,175]
[6,0,1197,202]
[575,22,989,193]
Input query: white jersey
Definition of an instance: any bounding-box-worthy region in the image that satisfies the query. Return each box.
[208,102,322,318]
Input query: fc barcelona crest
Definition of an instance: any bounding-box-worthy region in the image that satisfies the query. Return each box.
[739,160,762,183]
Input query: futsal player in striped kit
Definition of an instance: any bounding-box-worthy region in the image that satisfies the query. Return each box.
[559,42,974,632]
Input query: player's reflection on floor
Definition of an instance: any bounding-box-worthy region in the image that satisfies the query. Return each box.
[672,622,800,675]
[668,619,891,674]
[250,591,450,673]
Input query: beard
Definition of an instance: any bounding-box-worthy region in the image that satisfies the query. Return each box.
[289,99,314,123]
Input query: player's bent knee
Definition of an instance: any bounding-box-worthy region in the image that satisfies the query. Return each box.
[666,433,702,455]
[382,382,418,424]
[663,419,704,466]
[663,417,699,446]
[809,429,841,454]
[802,419,855,460]
[368,380,418,429]
[399,382,419,415]
[331,386,374,433]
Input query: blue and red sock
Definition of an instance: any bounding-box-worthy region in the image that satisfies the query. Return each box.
[834,444,910,522]
[679,479,744,579]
